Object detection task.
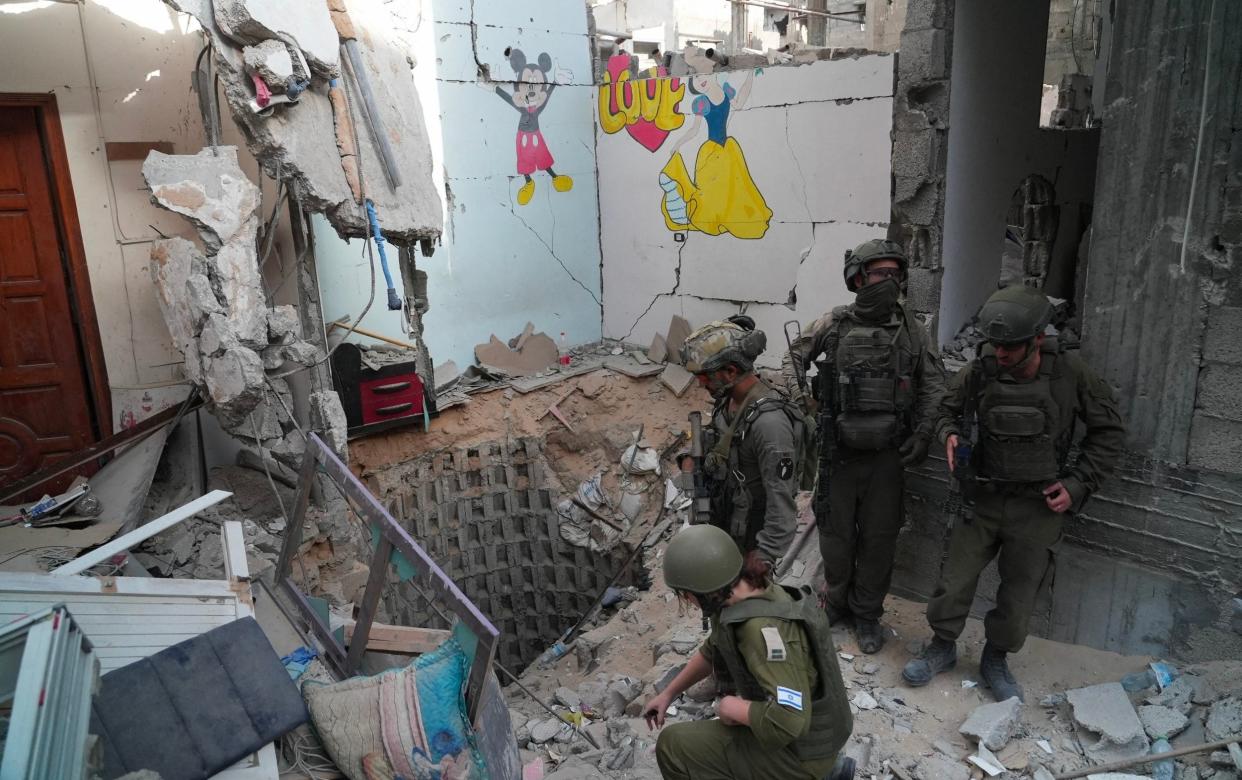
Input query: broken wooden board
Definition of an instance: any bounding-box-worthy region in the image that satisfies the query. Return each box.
[343,619,450,655]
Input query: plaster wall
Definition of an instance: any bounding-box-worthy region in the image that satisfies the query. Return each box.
[0,0,296,433]
[597,55,895,366]
[319,0,606,371]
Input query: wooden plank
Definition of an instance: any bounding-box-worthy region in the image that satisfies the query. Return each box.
[0,573,239,599]
[52,490,233,576]
[343,620,449,655]
[104,141,174,161]
[346,535,392,671]
[222,521,249,583]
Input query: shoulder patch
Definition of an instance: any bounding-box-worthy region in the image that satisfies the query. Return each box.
[777,456,794,481]
[761,626,787,661]
[776,686,804,711]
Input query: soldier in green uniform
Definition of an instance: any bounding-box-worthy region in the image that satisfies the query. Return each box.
[902,285,1125,701]
[782,240,946,653]
[644,524,855,780]
[681,318,807,578]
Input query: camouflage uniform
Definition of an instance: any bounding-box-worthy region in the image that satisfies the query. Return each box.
[927,341,1125,650]
[783,304,945,622]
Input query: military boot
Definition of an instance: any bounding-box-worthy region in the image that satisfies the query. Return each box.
[855,619,884,654]
[901,636,957,687]
[979,642,1024,702]
[826,756,856,780]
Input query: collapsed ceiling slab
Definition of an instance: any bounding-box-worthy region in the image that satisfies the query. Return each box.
[167,0,442,244]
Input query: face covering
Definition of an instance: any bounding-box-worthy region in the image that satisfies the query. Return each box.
[702,372,734,401]
[854,277,901,321]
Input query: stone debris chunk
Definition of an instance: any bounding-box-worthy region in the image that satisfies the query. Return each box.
[960,696,1023,751]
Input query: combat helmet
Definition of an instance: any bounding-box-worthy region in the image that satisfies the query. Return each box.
[663,525,743,594]
[843,239,907,292]
[977,285,1052,345]
[681,320,767,374]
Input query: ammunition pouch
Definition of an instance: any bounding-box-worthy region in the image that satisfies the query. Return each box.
[835,413,900,451]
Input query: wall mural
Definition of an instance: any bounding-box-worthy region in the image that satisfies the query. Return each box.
[598,49,772,240]
[492,48,574,206]
[598,54,686,151]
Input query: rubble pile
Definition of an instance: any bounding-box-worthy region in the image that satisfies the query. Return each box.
[137,465,369,607]
[144,147,348,458]
[497,528,1242,780]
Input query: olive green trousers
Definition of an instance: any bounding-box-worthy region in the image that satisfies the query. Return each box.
[656,719,836,780]
[926,487,1062,652]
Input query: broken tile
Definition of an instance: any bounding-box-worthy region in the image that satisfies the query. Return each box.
[648,332,669,363]
[660,363,695,397]
[603,357,664,379]
[665,315,692,366]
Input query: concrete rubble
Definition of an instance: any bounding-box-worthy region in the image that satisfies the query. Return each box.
[143,147,346,455]
[1066,682,1151,765]
[163,0,442,243]
[959,696,1024,750]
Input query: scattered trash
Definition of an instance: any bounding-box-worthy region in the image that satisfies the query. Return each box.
[962,679,978,689]
[966,743,1006,776]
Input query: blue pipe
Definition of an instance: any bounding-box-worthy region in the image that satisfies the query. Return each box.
[365,199,402,311]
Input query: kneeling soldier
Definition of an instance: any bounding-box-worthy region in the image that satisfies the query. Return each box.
[644,525,855,780]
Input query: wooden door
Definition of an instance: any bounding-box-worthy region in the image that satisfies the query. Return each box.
[0,104,100,494]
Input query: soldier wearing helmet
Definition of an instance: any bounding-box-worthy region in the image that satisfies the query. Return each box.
[902,284,1125,701]
[781,239,946,654]
[680,317,806,580]
[643,525,856,780]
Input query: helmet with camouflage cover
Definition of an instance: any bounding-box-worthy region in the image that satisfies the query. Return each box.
[681,320,767,375]
[663,525,743,593]
[843,239,908,292]
[977,285,1052,345]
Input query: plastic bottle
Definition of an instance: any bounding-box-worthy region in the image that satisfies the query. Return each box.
[536,640,568,668]
[1120,662,1179,693]
[1150,738,1173,780]
[559,332,572,366]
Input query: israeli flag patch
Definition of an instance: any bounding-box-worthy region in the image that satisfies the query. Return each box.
[776,686,804,711]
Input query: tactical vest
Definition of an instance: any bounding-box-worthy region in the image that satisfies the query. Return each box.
[706,386,809,543]
[711,585,853,762]
[976,341,1063,483]
[831,308,916,451]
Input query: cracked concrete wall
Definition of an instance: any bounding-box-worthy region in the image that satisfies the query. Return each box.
[891,0,1242,662]
[597,55,895,365]
[406,0,605,370]
[0,0,304,459]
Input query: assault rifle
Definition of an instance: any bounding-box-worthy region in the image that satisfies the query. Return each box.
[950,367,982,522]
[687,411,714,525]
[812,358,838,522]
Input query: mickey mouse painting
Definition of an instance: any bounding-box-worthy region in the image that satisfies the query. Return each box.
[489,47,574,206]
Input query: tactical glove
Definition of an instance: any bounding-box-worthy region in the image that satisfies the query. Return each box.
[898,434,931,466]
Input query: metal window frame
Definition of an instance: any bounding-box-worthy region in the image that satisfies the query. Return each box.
[274,433,500,721]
